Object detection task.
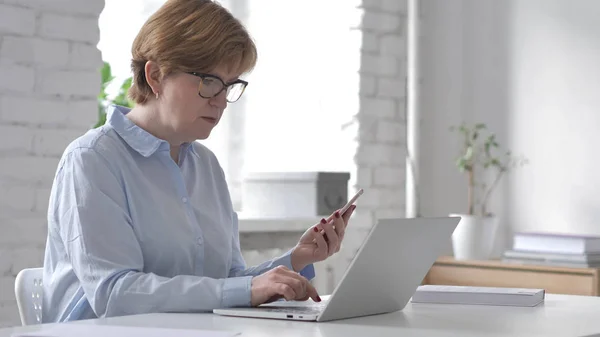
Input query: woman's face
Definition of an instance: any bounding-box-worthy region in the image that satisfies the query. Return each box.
[157,65,241,143]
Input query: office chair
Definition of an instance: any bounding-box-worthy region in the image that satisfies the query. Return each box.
[14,267,43,326]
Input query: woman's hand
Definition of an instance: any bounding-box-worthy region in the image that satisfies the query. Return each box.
[250,265,321,306]
[290,205,356,272]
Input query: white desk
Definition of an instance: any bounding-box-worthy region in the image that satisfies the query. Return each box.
[2,294,600,337]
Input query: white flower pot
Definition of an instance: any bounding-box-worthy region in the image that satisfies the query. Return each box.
[450,214,499,261]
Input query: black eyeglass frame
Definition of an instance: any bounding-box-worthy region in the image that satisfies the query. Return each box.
[187,72,248,103]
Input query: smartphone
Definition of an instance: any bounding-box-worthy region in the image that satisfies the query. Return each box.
[339,188,363,216]
[325,188,363,223]
[317,188,363,241]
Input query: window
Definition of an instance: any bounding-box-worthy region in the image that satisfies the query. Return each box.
[98,0,154,98]
[241,0,360,174]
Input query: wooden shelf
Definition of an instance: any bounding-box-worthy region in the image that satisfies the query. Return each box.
[423,256,600,296]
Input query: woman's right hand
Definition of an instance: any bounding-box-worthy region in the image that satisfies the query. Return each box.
[250,265,321,306]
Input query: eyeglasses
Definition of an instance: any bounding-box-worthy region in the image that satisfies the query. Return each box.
[187,72,248,103]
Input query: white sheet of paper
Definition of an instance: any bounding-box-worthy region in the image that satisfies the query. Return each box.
[13,324,240,337]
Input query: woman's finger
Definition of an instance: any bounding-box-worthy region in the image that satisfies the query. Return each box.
[276,269,321,301]
[312,224,328,257]
[276,283,296,301]
[332,209,346,238]
[342,204,356,224]
[322,215,339,255]
[278,269,321,302]
[305,281,321,302]
[266,294,284,303]
[283,276,305,300]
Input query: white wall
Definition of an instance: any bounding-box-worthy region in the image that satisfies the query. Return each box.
[418,0,600,253]
[0,0,104,327]
[507,0,600,236]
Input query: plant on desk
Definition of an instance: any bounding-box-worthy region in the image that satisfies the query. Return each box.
[449,122,527,260]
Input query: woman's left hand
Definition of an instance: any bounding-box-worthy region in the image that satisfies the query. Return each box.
[290,205,356,272]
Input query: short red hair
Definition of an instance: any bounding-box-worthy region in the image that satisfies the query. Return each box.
[128,0,257,105]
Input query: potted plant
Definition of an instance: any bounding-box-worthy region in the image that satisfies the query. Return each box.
[449,123,527,260]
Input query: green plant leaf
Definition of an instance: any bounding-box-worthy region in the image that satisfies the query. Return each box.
[100,61,115,89]
[95,62,134,128]
[456,158,468,172]
[113,77,133,108]
[450,120,529,217]
[94,102,106,128]
[464,146,473,161]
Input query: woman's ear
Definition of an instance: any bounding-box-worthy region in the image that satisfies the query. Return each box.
[144,61,163,96]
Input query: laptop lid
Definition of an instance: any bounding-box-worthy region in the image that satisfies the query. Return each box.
[317,216,460,322]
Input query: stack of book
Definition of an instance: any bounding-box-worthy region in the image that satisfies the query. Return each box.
[502,232,600,268]
[412,285,545,307]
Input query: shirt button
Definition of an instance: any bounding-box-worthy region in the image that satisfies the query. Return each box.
[182,197,188,203]
[197,238,203,245]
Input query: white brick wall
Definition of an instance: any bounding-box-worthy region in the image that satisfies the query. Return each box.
[0,0,104,327]
[332,0,408,283]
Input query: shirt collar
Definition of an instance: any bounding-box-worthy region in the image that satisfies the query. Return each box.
[106,104,195,158]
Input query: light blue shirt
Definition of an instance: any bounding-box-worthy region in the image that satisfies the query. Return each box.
[42,105,314,323]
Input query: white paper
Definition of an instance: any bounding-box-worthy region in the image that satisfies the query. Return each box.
[13,324,240,337]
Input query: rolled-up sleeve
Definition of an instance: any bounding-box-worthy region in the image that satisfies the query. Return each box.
[52,147,252,317]
[228,212,315,280]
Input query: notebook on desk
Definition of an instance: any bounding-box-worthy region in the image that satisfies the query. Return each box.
[411,285,545,307]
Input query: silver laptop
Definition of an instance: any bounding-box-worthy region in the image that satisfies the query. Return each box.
[213,216,461,322]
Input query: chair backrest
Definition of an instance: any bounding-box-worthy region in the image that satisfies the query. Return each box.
[14,267,43,326]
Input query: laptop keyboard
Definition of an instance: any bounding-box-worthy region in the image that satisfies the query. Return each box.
[259,302,326,315]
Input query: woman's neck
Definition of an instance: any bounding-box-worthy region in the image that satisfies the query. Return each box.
[126,104,182,162]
